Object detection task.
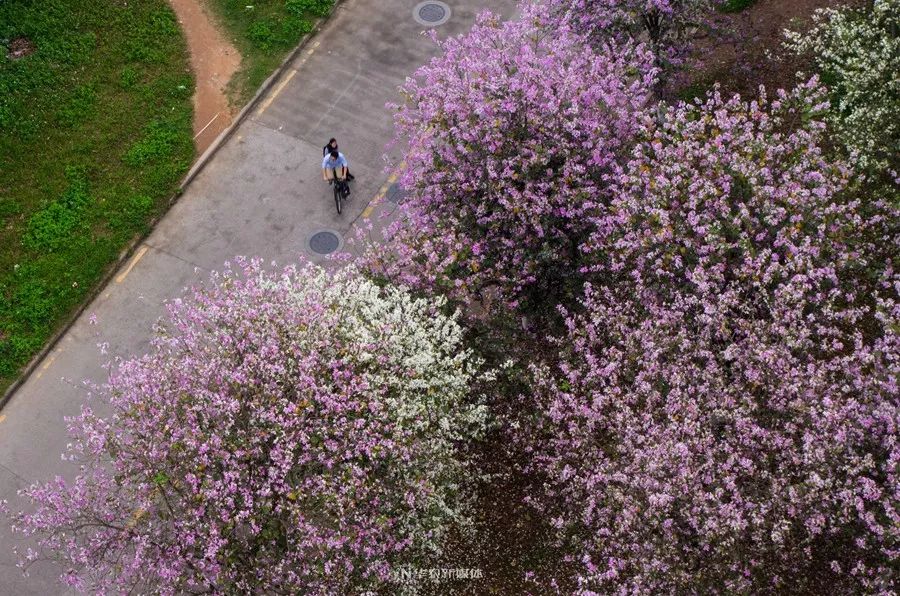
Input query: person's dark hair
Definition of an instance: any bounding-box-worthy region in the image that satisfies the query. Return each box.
[330,150,339,159]
[328,138,337,145]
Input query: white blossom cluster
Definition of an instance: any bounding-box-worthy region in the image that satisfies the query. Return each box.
[785,0,899,172]
[282,265,490,554]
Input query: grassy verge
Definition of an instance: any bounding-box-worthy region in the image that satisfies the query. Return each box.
[206,0,335,107]
[718,0,758,13]
[0,0,195,393]
[674,75,717,103]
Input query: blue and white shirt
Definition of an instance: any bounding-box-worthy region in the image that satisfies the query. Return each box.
[322,152,348,169]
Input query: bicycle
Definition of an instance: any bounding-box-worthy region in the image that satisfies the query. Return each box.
[330,174,350,214]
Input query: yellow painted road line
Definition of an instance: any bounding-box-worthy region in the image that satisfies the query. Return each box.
[256,69,298,117]
[116,246,149,284]
[361,184,390,219]
[305,41,320,57]
[35,354,56,380]
[0,415,7,424]
[361,162,407,219]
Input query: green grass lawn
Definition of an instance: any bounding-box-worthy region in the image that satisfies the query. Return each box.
[0,0,195,393]
[718,0,758,13]
[207,0,335,106]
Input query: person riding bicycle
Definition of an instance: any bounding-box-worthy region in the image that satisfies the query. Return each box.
[322,149,350,195]
[322,138,354,180]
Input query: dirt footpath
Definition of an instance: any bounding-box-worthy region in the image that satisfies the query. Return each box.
[167,0,241,153]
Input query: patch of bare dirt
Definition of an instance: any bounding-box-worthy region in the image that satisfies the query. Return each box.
[6,37,36,60]
[167,0,242,154]
[674,0,865,100]
[425,432,578,595]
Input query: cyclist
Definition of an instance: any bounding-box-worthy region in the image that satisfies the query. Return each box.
[322,149,350,196]
[322,138,354,180]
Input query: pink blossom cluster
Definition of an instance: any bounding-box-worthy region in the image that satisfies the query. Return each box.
[12,260,487,594]
[521,83,900,592]
[362,5,898,588]
[368,5,655,314]
[541,0,716,35]
[537,0,720,73]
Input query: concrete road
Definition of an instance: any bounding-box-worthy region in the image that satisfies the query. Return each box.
[0,0,516,592]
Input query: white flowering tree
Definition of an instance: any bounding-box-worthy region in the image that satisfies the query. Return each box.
[785,0,900,173]
[11,259,488,594]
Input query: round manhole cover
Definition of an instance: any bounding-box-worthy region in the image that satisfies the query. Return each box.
[308,230,341,255]
[387,182,407,204]
[414,1,451,26]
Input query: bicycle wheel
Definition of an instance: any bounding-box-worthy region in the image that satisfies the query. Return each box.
[333,182,342,214]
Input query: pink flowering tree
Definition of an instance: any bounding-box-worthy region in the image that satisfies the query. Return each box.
[10,260,489,594]
[368,6,654,319]
[541,0,721,84]
[519,82,900,592]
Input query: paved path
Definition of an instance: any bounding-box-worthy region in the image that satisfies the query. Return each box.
[0,1,515,592]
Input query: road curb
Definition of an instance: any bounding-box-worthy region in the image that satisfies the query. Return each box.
[0,2,345,411]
